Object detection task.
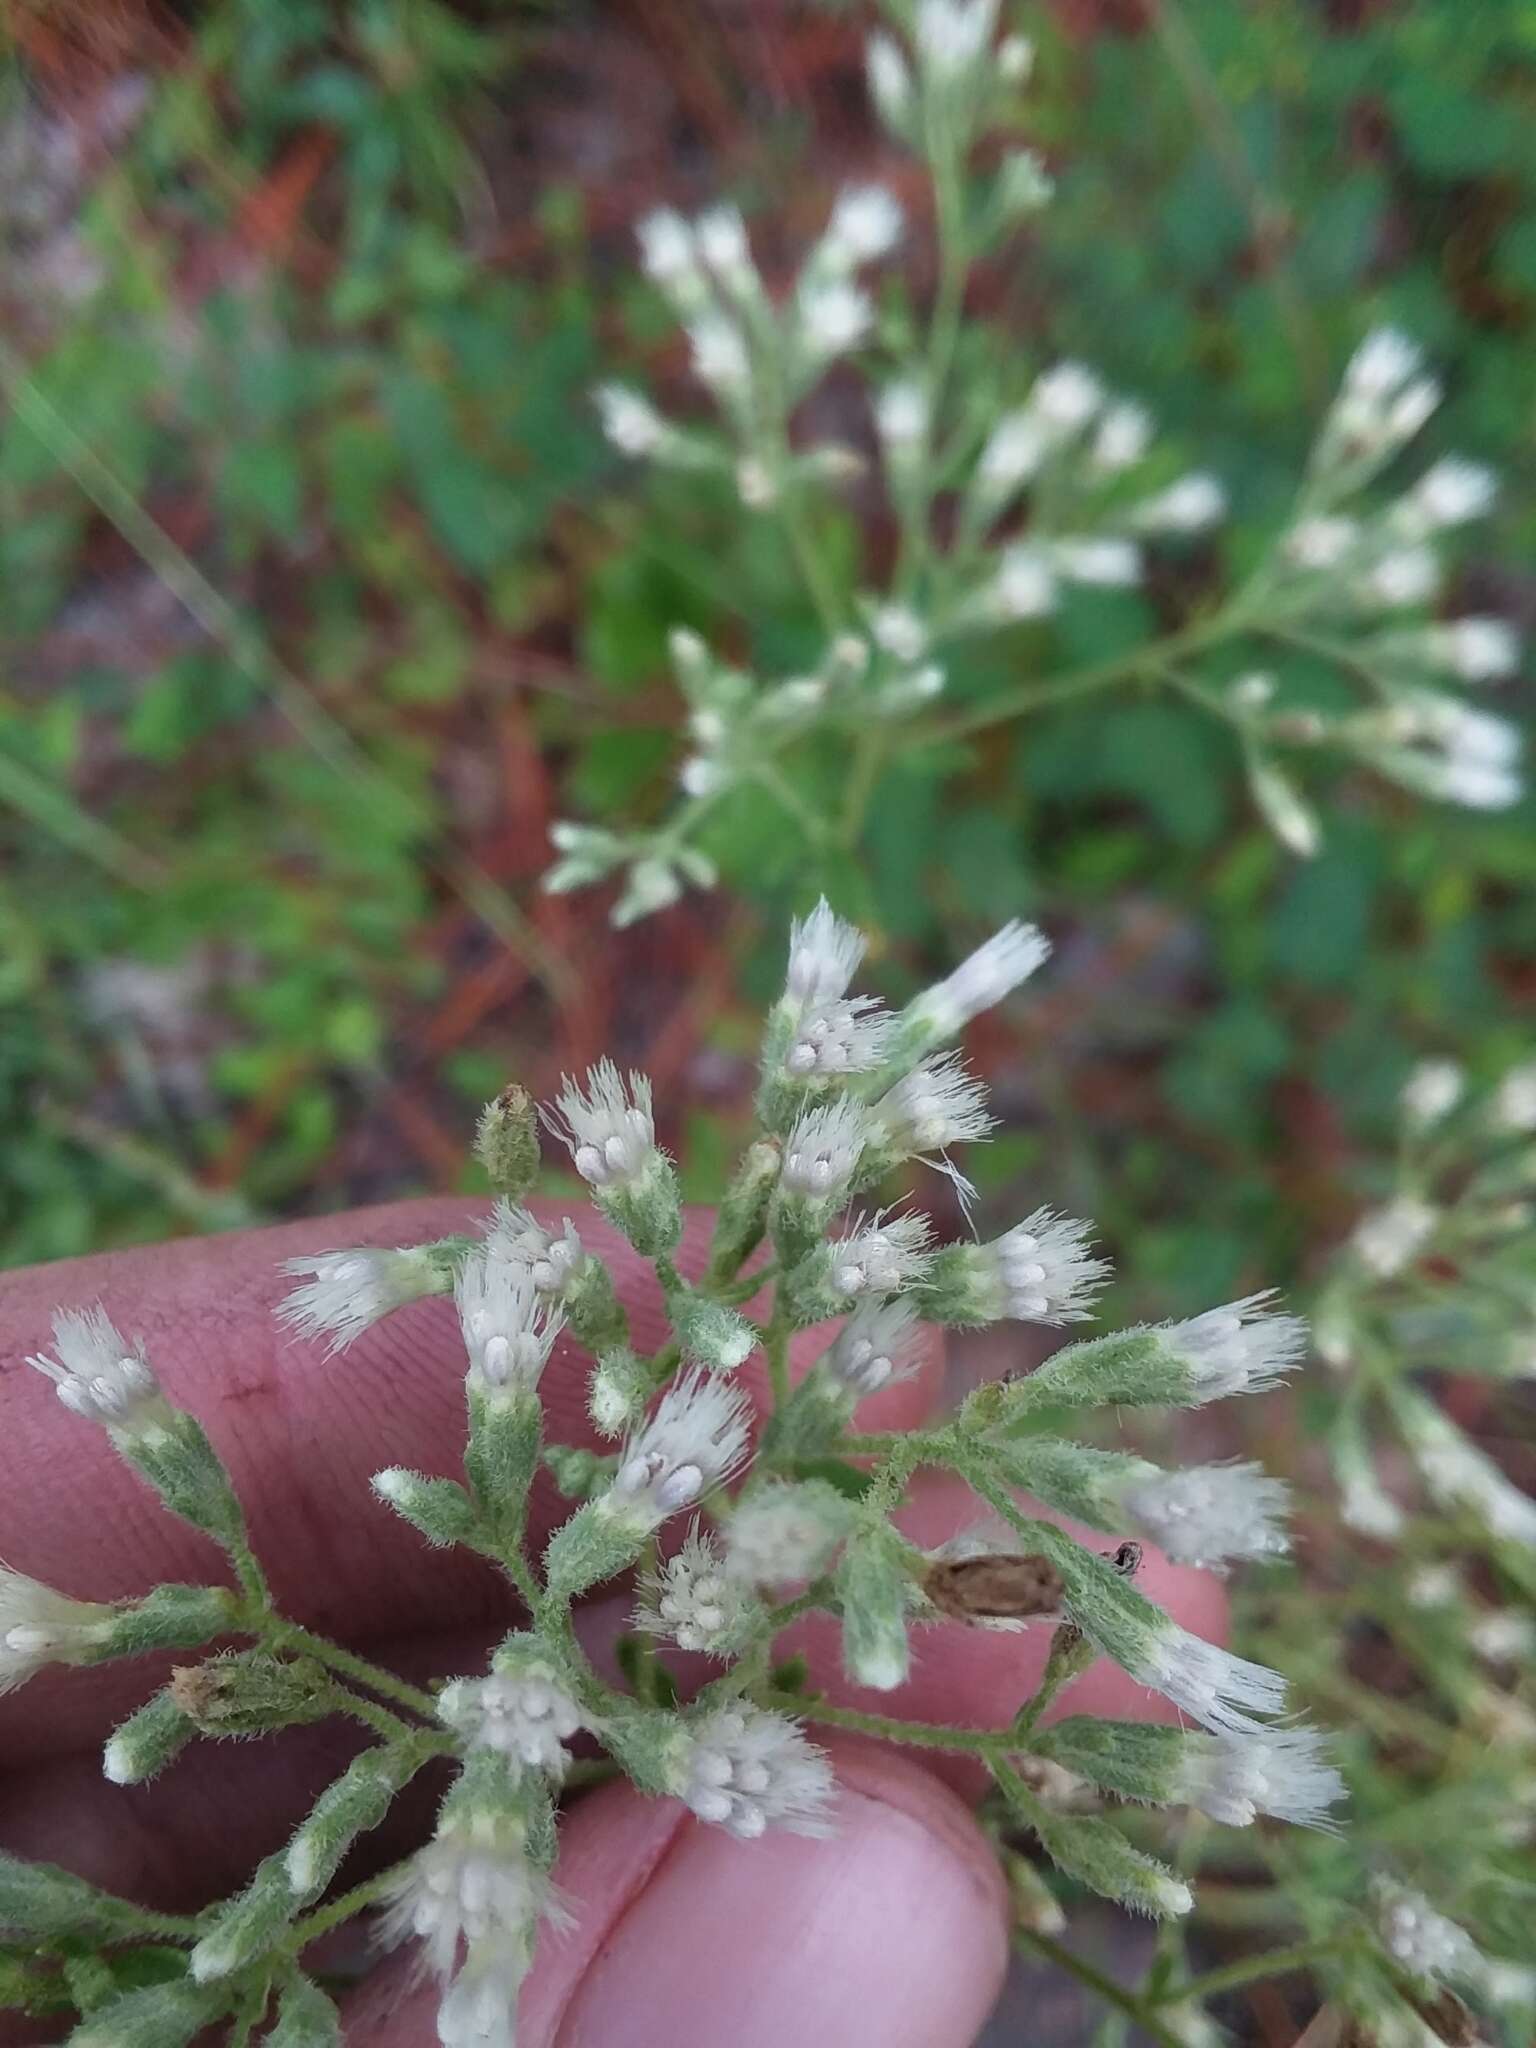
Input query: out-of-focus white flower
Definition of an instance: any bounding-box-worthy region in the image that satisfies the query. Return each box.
[797,278,875,361]
[977,411,1050,494]
[1467,1610,1536,1664]
[1492,1061,1536,1134]
[672,1706,835,1837]
[687,314,751,396]
[1031,361,1104,431]
[594,383,668,457]
[1282,514,1360,570]
[1403,1403,1536,1547]
[604,1370,753,1526]
[1434,616,1520,682]
[914,0,1000,78]
[1350,1195,1438,1277]
[866,32,913,130]
[1055,537,1143,586]
[870,604,928,663]
[1249,759,1322,859]
[1362,547,1441,608]
[875,378,929,450]
[27,1305,173,1433]
[1327,329,1441,459]
[695,204,754,289]
[1177,1726,1344,1829]
[824,184,904,265]
[1401,1059,1465,1129]
[1402,457,1497,532]
[1130,473,1226,534]
[637,208,698,287]
[996,33,1034,81]
[1091,402,1153,474]
[1372,1881,1482,1989]
[993,544,1058,619]
[1406,1562,1460,1608]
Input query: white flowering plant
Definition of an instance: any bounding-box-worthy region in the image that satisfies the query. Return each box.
[2,903,1369,2046]
[549,0,1523,927]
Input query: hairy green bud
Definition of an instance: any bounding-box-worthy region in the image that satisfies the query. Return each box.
[836,1520,917,1692]
[372,1469,485,1549]
[475,1083,541,1200]
[267,1976,341,2047]
[102,1689,196,1786]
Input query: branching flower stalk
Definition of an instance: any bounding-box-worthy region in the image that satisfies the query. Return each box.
[552,0,1524,924]
[6,902,1366,2045]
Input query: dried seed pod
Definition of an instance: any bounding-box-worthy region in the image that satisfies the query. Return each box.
[922,1552,1065,1623]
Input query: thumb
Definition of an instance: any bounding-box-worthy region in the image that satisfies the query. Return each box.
[341,1740,1010,2048]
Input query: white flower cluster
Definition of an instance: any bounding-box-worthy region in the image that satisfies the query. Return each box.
[437,1665,584,1776]
[672,1705,835,1839]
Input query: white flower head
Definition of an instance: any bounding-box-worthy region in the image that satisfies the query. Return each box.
[594,383,667,457]
[785,898,865,1009]
[1131,473,1227,534]
[1437,616,1520,683]
[1134,1621,1289,1733]
[1404,457,1497,531]
[1372,1881,1482,1989]
[437,1664,583,1776]
[1492,1061,1536,1133]
[637,1527,759,1654]
[277,1247,442,1356]
[874,1053,996,1156]
[1177,1726,1344,1830]
[1091,401,1153,474]
[908,921,1051,1038]
[1380,690,1524,809]
[984,1208,1109,1324]
[876,378,929,450]
[694,203,754,287]
[723,1481,853,1585]
[455,1250,562,1399]
[781,1097,869,1201]
[606,1370,753,1525]
[1282,514,1360,570]
[786,996,895,1079]
[825,184,904,266]
[687,313,751,395]
[1160,1291,1307,1401]
[27,1306,171,1435]
[829,1212,935,1298]
[1406,1562,1460,1608]
[484,1203,582,1298]
[1346,328,1422,401]
[548,1061,659,1190]
[1339,1467,1405,1541]
[637,208,698,287]
[978,410,1050,494]
[827,1297,922,1397]
[380,1809,566,2042]
[1119,1461,1290,1572]
[1405,1407,1536,1547]
[1,1568,114,1694]
[1055,536,1143,587]
[1031,361,1103,432]
[674,1705,835,1838]
[866,31,913,129]
[1351,1195,1437,1278]
[993,544,1059,619]
[914,0,999,77]
[1468,1610,1536,1664]
[870,603,928,664]
[1400,1060,1465,1129]
[1363,547,1440,609]
[797,277,875,362]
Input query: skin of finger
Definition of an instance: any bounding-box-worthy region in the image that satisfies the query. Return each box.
[341,1739,1010,2048]
[0,1199,939,1765]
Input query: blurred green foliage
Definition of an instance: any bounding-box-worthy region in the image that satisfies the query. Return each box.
[1,0,1532,1296]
